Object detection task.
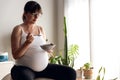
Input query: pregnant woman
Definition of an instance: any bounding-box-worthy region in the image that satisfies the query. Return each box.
[11,1,76,80]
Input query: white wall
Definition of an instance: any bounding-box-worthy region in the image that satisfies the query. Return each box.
[0,0,60,60]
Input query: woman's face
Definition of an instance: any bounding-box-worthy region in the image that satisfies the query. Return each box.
[24,11,40,24]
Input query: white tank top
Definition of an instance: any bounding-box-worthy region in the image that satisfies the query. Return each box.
[16,27,49,71]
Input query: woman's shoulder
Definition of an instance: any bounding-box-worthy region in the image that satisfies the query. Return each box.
[12,25,22,34]
[37,25,43,29]
[14,24,23,30]
[37,25,45,31]
[37,25,46,39]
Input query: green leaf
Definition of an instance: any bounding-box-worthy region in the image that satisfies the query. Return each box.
[102,76,104,80]
[102,67,105,80]
[83,62,91,70]
[96,75,100,80]
[98,67,102,73]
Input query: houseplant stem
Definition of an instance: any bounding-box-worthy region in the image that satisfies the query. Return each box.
[64,16,68,65]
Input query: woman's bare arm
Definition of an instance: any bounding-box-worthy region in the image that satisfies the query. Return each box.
[11,26,33,59]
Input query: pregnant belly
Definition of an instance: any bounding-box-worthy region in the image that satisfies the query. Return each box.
[16,51,49,71]
[28,52,49,71]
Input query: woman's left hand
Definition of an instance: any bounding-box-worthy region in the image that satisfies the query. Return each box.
[47,49,54,57]
[47,49,53,53]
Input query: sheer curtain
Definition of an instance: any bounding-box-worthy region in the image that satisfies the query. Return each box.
[64,0,90,69]
[91,0,120,79]
[65,0,120,79]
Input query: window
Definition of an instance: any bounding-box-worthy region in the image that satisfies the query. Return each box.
[64,0,90,69]
[65,0,120,79]
[91,0,120,79]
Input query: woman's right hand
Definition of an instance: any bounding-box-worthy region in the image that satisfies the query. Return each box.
[26,33,34,44]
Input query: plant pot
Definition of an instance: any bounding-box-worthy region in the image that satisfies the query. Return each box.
[83,69,93,79]
[76,69,83,78]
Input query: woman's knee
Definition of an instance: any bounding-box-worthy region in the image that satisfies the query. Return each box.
[66,67,76,78]
[11,66,35,80]
[58,65,76,80]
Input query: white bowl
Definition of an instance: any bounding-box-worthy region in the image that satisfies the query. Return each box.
[40,43,55,51]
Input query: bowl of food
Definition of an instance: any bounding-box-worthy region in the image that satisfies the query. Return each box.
[40,43,56,51]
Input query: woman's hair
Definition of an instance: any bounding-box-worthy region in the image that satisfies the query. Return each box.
[22,1,42,21]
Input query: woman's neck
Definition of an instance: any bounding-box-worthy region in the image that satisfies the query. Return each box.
[23,22,35,27]
[22,23,36,34]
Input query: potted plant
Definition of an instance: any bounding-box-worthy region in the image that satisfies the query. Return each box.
[82,62,93,79]
[49,17,79,68]
[49,44,79,67]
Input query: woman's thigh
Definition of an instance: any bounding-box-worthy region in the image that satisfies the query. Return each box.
[35,64,76,80]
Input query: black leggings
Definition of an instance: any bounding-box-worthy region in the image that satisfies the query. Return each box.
[11,64,76,80]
